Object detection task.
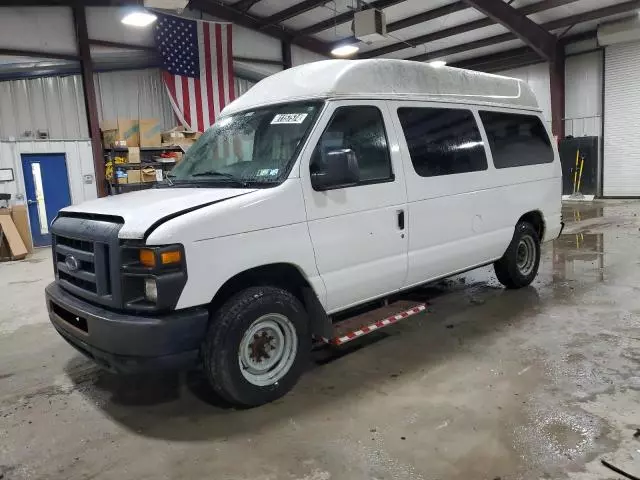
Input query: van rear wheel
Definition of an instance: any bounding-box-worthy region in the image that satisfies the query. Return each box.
[494,221,541,289]
[202,286,310,407]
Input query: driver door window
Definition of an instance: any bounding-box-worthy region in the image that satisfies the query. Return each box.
[310,106,393,186]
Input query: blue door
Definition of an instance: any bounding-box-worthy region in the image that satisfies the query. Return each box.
[21,153,72,247]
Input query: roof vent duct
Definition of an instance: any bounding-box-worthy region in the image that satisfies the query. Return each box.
[353,9,387,43]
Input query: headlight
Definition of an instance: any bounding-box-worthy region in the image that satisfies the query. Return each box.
[144,278,158,303]
[121,243,187,312]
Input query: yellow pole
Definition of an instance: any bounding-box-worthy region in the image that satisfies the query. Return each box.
[577,155,585,193]
[573,149,580,194]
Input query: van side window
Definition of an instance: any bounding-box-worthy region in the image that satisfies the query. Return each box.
[310,106,393,185]
[397,107,487,177]
[479,111,554,168]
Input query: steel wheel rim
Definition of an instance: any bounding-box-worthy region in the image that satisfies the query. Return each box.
[516,234,536,276]
[238,313,298,387]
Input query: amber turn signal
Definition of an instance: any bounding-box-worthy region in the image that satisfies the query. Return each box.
[160,250,182,265]
[139,249,156,267]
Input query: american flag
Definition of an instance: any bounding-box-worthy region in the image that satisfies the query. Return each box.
[154,13,235,132]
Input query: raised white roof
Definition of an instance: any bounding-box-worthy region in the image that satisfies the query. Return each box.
[222,59,540,116]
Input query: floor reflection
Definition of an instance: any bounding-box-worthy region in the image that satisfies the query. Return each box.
[561,205,604,223]
[552,233,604,282]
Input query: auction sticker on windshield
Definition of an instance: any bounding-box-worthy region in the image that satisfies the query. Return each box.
[271,113,308,124]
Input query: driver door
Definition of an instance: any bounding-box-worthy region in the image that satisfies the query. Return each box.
[300,100,408,313]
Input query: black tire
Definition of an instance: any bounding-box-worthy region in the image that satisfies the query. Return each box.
[202,286,310,407]
[494,221,541,289]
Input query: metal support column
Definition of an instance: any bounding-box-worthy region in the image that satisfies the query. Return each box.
[73,5,107,198]
[282,40,292,69]
[549,45,566,140]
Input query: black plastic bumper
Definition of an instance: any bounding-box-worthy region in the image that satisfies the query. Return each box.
[46,282,209,373]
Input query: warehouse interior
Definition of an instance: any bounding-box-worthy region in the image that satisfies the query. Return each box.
[1,0,640,479]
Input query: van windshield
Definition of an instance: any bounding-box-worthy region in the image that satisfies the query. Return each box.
[168,102,322,187]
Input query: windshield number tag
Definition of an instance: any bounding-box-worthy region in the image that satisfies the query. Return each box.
[257,168,279,177]
[271,113,308,125]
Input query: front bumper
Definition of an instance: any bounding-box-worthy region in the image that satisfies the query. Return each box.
[46,282,209,373]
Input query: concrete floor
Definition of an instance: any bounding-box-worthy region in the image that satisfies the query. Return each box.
[1,201,639,480]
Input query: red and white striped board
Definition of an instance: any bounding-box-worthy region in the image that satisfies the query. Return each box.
[320,303,427,346]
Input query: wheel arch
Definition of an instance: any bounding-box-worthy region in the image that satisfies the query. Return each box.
[518,210,545,240]
[209,263,332,338]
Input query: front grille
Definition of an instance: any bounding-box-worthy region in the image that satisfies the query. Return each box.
[58,270,98,293]
[56,235,95,253]
[51,215,123,308]
[54,233,108,297]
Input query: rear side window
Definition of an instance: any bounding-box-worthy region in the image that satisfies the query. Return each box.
[397,107,487,177]
[479,111,554,168]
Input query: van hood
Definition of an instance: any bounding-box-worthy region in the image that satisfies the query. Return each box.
[61,187,256,239]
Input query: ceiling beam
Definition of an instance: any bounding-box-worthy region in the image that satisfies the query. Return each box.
[358,0,576,57]
[262,0,329,27]
[0,47,79,61]
[190,0,330,56]
[407,0,640,62]
[461,0,556,60]
[295,0,408,37]
[452,46,539,71]
[462,0,556,60]
[0,0,141,4]
[232,0,264,13]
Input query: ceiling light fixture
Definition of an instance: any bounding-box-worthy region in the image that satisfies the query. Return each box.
[331,44,360,57]
[429,60,447,68]
[121,10,158,27]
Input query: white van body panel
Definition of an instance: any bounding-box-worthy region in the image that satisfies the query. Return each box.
[222,59,539,116]
[387,101,562,288]
[145,179,326,310]
[297,99,408,313]
[61,187,256,239]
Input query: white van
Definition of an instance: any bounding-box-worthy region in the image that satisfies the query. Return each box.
[46,59,562,406]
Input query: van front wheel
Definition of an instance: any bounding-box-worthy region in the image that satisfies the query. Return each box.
[494,221,541,289]
[202,286,310,407]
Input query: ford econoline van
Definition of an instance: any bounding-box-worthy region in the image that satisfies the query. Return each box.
[46,59,562,406]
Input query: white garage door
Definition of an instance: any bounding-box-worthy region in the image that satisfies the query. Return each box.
[604,41,640,196]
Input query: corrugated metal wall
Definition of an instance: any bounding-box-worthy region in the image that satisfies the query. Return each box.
[0,75,88,140]
[497,63,552,128]
[564,51,603,138]
[0,69,256,141]
[94,69,174,130]
[235,76,255,97]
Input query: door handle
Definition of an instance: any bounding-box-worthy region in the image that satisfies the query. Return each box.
[27,199,37,206]
[397,210,405,230]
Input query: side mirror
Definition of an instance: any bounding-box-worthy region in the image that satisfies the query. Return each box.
[311,148,360,191]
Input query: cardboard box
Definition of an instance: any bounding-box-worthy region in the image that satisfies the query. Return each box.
[140,118,162,147]
[127,170,141,184]
[118,119,140,147]
[141,167,157,183]
[128,147,141,164]
[101,119,140,147]
[101,129,118,148]
[0,215,28,260]
[161,126,185,144]
[10,205,33,254]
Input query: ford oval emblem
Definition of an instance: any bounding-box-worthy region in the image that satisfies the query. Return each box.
[65,254,80,272]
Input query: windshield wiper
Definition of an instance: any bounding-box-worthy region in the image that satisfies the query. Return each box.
[189,170,251,186]
[191,170,238,179]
